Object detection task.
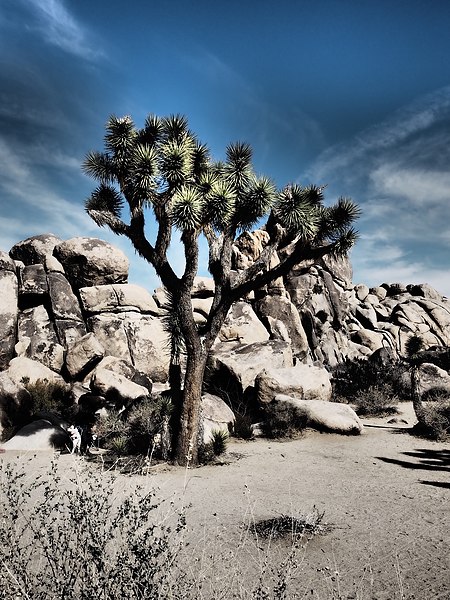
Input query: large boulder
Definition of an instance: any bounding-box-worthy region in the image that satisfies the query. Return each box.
[87,312,169,382]
[255,364,332,406]
[90,368,150,408]
[53,237,129,288]
[47,272,83,321]
[1,419,70,451]
[209,340,293,400]
[219,301,269,344]
[0,253,19,369]
[254,294,309,359]
[5,357,66,387]
[65,333,104,379]
[201,393,235,444]
[16,306,65,372]
[9,234,63,266]
[269,394,363,435]
[19,264,48,298]
[79,283,160,315]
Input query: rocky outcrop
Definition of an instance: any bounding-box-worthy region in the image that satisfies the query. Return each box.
[53,237,129,288]
[268,395,363,435]
[2,230,450,445]
[201,393,235,443]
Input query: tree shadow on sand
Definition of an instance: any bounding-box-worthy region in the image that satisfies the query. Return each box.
[375,449,450,489]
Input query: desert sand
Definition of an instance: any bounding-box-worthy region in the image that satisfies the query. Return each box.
[2,403,449,599]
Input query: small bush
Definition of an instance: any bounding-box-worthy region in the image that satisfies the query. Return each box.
[0,460,189,600]
[351,386,399,417]
[251,507,326,540]
[23,378,73,417]
[261,406,308,439]
[413,401,450,441]
[234,412,254,439]
[421,387,450,402]
[210,429,228,455]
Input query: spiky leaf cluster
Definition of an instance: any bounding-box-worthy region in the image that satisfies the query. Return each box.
[171,186,204,231]
[274,184,321,239]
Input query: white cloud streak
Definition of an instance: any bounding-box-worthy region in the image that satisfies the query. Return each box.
[24,0,102,60]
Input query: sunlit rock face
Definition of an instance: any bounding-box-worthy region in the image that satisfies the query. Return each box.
[1,230,450,444]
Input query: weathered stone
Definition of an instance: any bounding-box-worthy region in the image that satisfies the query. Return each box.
[54,237,129,288]
[265,317,291,343]
[6,357,66,386]
[191,276,215,298]
[219,301,269,344]
[9,234,63,266]
[47,272,83,321]
[0,251,16,272]
[355,283,369,302]
[91,368,150,406]
[232,229,270,269]
[152,287,169,309]
[0,269,19,369]
[88,312,169,382]
[209,340,293,399]
[123,313,169,382]
[89,356,152,392]
[370,286,387,301]
[79,284,160,315]
[201,393,235,444]
[54,319,87,347]
[254,294,309,359]
[417,363,450,396]
[17,306,64,372]
[20,264,48,297]
[350,329,384,352]
[44,254,65,273]
[2,420,70,451]
[191,296,213,318]
[255,364,332,406]
[88,313,131,362]
[408,283,443,302]
[354,303,378,329]
[272,394,363,435]
[65,333,104,379]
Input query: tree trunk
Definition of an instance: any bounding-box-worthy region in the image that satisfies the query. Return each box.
[174,350,208,466]
[411,365,425,422]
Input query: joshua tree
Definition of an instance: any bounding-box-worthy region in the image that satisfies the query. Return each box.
[83,113,360,465]
[405,334,425,421]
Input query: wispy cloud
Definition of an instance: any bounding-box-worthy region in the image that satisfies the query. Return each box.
[305,86,450,297]
[309,85,450,183]
[370,165,450,207]
[23,0,102,60]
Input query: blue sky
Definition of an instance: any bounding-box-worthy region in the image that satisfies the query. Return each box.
[1,0,450,295]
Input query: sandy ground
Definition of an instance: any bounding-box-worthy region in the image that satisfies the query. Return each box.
[2,403,449,599]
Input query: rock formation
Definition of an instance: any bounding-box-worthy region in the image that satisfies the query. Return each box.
[1,231,450,447]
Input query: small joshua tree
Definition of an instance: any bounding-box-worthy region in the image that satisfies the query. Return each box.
[83,113,360,465]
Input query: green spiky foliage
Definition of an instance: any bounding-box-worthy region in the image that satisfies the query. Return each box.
[404,335,426,422]
[84,112,360,466]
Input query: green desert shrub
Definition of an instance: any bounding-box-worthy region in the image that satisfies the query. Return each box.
[97,396,173,459]
[22,378,73,417]
[260,403,308,439]
[234,411,254,439]
[332,355,405,408]
[413,400,450,441]
[351,385,400,417]
[210,429,228,455]
[0,460,189,600]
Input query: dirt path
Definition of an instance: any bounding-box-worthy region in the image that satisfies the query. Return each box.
[2,404,449,599]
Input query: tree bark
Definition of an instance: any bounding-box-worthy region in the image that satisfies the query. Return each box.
[174,349,208,465]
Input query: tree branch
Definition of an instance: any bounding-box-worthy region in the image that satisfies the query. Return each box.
[86,210,129,236]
